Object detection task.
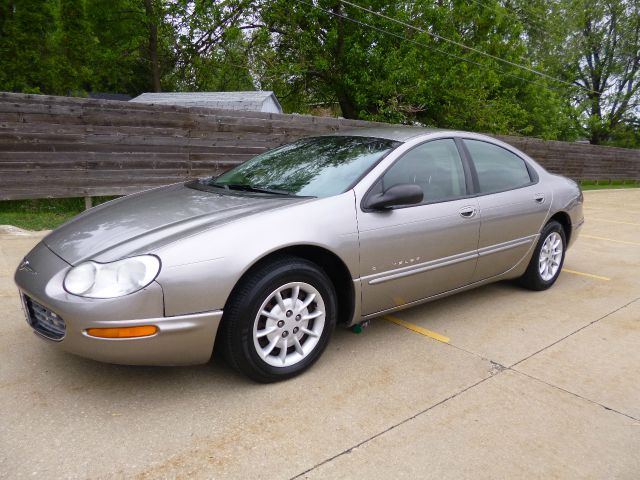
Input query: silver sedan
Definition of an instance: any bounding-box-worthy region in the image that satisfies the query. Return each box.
[14,128,584,382]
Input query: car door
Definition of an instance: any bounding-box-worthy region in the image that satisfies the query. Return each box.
[356,138,480,316]
[461,138,552,282]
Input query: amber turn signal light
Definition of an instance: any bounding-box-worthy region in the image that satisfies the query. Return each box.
[86,325,158,338]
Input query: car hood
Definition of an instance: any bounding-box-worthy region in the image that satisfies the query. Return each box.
[43,183,309,264]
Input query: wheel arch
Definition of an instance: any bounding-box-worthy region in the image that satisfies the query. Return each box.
[548,211,572,244]
[224,245,356,326]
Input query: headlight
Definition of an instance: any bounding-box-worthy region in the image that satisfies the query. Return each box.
[64,255,161,298]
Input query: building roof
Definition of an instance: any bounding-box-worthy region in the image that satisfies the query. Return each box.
[129,91,283,113]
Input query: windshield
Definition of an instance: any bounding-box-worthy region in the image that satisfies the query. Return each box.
[209,136,400,197]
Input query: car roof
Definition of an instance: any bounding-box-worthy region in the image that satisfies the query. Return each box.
[330,127,445,142]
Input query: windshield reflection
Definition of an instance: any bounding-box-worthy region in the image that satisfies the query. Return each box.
[210,136,400,197]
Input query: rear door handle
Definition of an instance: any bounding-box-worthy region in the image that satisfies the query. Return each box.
[534,193,546,204]
[459,206,477,218]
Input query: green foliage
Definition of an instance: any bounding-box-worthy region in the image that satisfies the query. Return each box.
[249,0,577,140]
[0,197,117,230]
[579,180,640,190]
[0,0,58,93]
[605,122,640,148]
[538,0,640,145]
[56,0,94,94]
[0,0,637,145]
[86,0,152,95]
[167,5,255,92]
[0,0,174,96]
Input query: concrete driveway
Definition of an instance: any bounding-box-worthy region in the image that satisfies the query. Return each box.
[1,190,639,479]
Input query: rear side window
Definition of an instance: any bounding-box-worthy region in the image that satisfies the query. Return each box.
[464,140,532,193]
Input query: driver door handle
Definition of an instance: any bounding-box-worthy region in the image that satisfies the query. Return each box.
[459,206,477,218]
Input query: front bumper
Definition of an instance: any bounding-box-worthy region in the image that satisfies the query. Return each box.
[15,242,222,366]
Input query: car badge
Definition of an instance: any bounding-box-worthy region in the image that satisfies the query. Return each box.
[18,259,36,274]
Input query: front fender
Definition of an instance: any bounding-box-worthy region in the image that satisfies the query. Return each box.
[154,192,359,316]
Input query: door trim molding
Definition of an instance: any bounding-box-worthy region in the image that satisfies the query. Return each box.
[364,250,477,285]
[477,235,537,256]
[362,234,538,286]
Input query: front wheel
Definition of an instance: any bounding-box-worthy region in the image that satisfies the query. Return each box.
[519,220,566,291]
[219,256,337,382]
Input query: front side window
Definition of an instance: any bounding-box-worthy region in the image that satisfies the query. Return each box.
[209,136,400,197]
[380,139,467,204]
[464,139,532,194]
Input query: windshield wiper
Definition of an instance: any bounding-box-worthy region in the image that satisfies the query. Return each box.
[210,182,296,196]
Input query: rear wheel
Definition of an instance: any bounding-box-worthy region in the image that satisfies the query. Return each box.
[519,220,566,291]
[219,256,336,382]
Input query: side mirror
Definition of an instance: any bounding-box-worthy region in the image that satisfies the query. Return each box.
[365,183,424,210]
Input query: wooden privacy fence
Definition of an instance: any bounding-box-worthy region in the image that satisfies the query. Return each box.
[1,92,639,200]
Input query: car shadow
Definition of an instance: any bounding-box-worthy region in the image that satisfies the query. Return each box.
[27,279,523,403]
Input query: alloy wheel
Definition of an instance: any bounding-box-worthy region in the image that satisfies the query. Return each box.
[538,231,563,281]
[252,281,326,367]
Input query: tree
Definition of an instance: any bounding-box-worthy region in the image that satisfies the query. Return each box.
[568,0,640,144]
[166,0,256,91]
[2,0,632,144]
[143,0,161,91]
[248,0,572,139]
[87,0,175,94]
[0,0,58,93]
[527,0,640,144]
[57,0,95,94]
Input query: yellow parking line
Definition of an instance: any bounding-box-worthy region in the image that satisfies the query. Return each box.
[562,268,611,281]
[581,234,640,246]
[385,315,450,343]
[590,218,640,227]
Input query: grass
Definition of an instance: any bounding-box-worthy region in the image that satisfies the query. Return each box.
[579,180,640,190]
[1,180,639,231]
[0,197,118,231]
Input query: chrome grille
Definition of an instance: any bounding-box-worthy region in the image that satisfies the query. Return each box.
[23,295,66,340]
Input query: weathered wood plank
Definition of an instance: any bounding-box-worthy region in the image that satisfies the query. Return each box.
[0,92,638,200]
[0,185,163,200]
[0,121,191,137]
[0,142,258,154]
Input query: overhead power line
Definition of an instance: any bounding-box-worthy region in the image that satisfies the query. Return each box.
[339,0,598,95]
[290,0,570,93]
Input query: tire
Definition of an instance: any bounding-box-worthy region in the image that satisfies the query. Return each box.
[519,220,566,291]
[218,255,337,383]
